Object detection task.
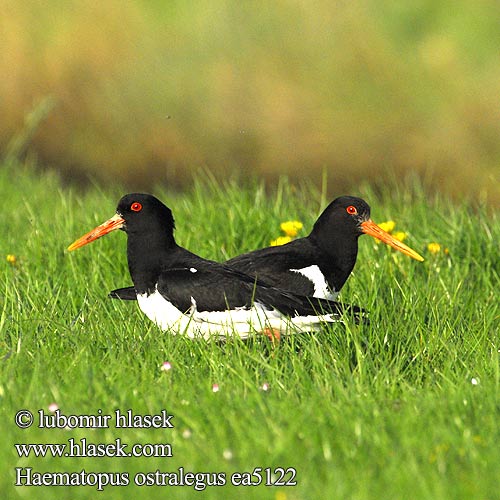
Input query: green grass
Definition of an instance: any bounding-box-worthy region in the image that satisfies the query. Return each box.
[1,162,499,499]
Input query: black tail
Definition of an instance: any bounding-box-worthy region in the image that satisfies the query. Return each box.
[108,286,137,300]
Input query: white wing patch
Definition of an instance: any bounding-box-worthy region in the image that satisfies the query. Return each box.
[290,265,337,300]
[136,286,341,340]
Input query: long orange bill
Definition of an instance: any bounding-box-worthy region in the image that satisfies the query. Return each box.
[67,213,125,251]
[361,219,424,262]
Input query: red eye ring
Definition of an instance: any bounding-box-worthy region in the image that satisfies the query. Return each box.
[131,202,142,212]
[346,205,357,215]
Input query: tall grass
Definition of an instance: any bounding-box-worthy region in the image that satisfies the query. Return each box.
[1,161,499,498]
[1,0,500,203]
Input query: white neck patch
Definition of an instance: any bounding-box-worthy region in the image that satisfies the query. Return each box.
[290,265,337,300]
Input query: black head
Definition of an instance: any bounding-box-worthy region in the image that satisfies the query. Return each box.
[116,193,175,235]
[311,196,371,240]
[68,193,176,251]
[309,195,424,262]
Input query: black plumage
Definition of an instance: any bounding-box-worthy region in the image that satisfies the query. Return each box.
[69,194,363,338]
[116,194,356,316]
[109,195,423,303]
[226,196,372,296]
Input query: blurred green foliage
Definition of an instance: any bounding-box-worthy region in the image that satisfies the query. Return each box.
[1,0,499,203]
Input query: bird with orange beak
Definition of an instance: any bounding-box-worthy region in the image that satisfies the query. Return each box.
[68,194,364,339]
[106,195,424,302]
[223,195,423,299]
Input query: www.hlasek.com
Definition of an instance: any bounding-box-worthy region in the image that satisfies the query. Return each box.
[14,408,297,491]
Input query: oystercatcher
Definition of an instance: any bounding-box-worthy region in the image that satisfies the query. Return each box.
[68,194,362,339]
[110,195,423,302]
[224,196,424,299]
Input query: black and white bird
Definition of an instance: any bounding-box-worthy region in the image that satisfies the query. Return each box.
[224,196,424,299]
[68,194,362,340]
[110,196,423,302]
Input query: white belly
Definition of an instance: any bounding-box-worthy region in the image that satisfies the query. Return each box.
[136,288,341,340]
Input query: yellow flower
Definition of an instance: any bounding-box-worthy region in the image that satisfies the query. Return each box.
[279,220,303,238]
[377,220,396,233]
[270,236,292,246]
[6,254,17,264]
[427,242,442,254]
[392,231,407,242]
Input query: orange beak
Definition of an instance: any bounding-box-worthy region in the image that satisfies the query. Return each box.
[361,219,424,262]
[67,213,125,251]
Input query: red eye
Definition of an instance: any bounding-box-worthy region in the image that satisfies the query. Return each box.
[131,202,142,212]
[346,205,357,215]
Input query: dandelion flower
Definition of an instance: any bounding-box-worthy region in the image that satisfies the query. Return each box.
[6,254,17,265]
[377,221,396,233]
[427,242,442,254]
[280,220,303,238]
[392,231,407,242]
[270,236,292,247]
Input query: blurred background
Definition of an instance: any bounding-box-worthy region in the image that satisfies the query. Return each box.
[1,0,499,204]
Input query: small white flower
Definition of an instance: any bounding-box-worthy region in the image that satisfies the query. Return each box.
[471,377,479,386]
[182,429,192,439]
[48,403,59,412]
[261,382,270,392]
[223,449,233,460]
[212,383,220,393]
[161,361,172,371]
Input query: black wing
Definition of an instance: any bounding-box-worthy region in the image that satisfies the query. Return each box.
[155,262,362,318]
[110,239,321,303]
[226,238,320,295]
[110,239,318,302]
